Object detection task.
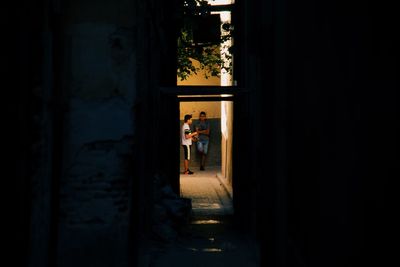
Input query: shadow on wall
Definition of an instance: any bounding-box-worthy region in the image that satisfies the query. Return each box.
[180,118,221,169]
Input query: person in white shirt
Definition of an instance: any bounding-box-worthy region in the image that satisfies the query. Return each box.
[181,114,198,174]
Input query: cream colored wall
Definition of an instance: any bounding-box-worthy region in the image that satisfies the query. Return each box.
[178,58,221,119]
[180,102,221,120]
[177,58,221,86]
[221,101,233,186]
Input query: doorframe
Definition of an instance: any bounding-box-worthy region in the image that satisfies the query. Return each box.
[159,86,250,222]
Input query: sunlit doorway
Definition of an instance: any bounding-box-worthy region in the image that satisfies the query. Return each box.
[145,1,259,265]
[179,99,233,216]
[177,0,235,217]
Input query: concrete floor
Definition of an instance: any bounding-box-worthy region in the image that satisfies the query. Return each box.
[146,167,260,267]
[180,166,233,216]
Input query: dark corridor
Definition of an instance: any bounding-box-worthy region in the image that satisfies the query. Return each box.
[7,0,398,267]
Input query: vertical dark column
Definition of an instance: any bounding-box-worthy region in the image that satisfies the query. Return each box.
[237,0,289,265]
[5,2,31,266]
[231,3,251,227]
[129,1,181,265]
[159,93,180,194]
[129,2,153,265]
[7,3,57,267]
[232,92,252,226]
[157,0,181,194]
[48,0,65,266]
[231,0,251,228]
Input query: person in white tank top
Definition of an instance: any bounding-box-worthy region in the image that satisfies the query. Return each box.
[181,114,198,174]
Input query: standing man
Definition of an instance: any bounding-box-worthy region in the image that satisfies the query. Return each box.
[182,114,198,174]
[194,111,210,171]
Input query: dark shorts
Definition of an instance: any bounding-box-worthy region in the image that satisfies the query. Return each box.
[182,145,191,160]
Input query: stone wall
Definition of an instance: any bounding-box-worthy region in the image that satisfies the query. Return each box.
[55,1,136,266]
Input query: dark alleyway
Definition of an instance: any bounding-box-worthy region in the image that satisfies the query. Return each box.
[8,1,398,266]
[143,167,259,267]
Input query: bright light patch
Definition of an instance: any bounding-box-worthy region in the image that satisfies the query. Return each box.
[202,248,223,252]
[207,0,235,5]
[191,219,223,224]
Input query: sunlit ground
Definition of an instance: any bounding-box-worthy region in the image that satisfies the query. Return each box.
[180,166,233,216]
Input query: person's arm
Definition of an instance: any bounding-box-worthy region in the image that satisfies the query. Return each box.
[196,124,209,135]
[203,125,210,136]
[185,130,198,139]
[198,125,210,135]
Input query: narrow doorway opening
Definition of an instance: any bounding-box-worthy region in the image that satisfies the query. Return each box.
[177,0,235,219]
[179,99,234,217]
[144,2,259,265]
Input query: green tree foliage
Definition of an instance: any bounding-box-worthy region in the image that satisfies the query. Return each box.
[177,0,233,81]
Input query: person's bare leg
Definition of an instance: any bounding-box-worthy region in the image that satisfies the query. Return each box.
[184,159,189,172]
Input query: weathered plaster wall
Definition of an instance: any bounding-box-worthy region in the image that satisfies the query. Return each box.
[177,58,221,86]
[55,1,136,266]
[180,101,221,119]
